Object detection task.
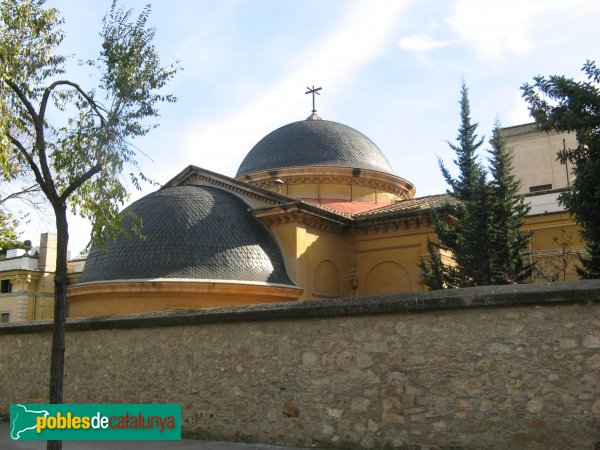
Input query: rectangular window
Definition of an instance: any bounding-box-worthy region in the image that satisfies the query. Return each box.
[0,312,9,323]
[529,184,553,193]
[0,279,11,293]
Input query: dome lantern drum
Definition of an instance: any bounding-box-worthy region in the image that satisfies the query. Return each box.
[236,118,416,210]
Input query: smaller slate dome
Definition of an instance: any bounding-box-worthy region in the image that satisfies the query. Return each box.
[78,185,293,285]
[236,119,394,177]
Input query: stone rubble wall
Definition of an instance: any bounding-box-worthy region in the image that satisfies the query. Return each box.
[0,281,599,449]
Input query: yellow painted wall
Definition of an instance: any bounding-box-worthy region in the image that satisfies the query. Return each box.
[319,183,351,200]
[524,211,583,281]
[287,184,318,199]
[32,272,55,320]
[267,219,355,300]
[0,269,55,322]
[348,225,432,295]
[268,182,400,203]
[295,225,354,299]
[68,281,302,317]
[266,221,299,285]
[62,206,584,318]
[281,210,584,299]
[268,217,435,300]
[351,185,377,202]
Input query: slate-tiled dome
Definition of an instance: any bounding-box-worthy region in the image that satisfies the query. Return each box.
[77,185,293,285]
[236,119,394,177]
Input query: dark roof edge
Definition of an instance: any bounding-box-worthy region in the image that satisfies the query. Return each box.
[352,208,432,228]
[523,187,568,197]
[498,122,538,135]
[252,200,353,226]
[2,280,598,334]
[352,195,450,225]
[162,165,297,205]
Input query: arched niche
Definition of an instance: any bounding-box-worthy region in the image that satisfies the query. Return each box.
[365,261,412,295]
[313,260,341,298]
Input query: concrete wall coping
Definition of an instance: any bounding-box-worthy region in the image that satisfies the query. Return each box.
[1,280,599,335]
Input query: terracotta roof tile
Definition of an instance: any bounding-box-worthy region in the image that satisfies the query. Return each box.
[354,194,449,218]
[302,199,395,215]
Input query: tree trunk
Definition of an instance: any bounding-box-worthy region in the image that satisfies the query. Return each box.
[47,205,69,450]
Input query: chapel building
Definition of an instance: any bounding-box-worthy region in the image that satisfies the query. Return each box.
[0,109,584,321]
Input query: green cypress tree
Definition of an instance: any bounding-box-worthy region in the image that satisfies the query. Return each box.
[419,238,447,289]
[439,83,486,203]
[487,121,534,283]
[421,86,534,289]
[421,83,490,288]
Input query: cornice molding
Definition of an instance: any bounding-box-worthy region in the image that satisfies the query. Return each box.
[161,165,439,237]
[236,166,416,198]
[162,165,293,206]
[253,203,349,234]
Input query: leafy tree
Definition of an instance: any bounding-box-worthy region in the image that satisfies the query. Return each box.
[487,121,534,284]
[0,209,19,252]
[522,60,600,278]
[1,182,46,254]
[420,87,533,288]
[0,1,179,448]
[1,134,42,251]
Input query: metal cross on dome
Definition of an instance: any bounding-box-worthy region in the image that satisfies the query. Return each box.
[305,85,322,114]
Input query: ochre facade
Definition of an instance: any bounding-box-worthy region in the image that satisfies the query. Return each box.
[64,117,584,317]
[0,233,57,323]
[68,280,302,317]
[67,172,582,317]
[2,118,584,321]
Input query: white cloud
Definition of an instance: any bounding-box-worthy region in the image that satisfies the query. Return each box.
[446,0,598,61]
[397,0,599,61]
[182,0,412,177]
[508,95,533,125]
[445,0,542,60]
[398,33,450,52]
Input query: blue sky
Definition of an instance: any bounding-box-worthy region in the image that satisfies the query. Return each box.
[18,0,600,254]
